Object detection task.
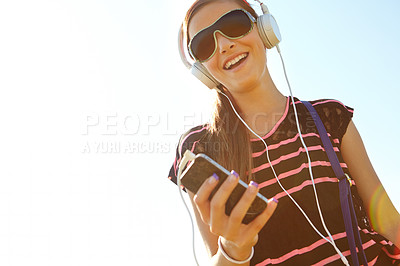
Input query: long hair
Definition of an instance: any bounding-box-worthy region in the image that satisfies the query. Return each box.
[183,0,259,182]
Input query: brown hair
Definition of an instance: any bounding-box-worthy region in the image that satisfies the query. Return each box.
[184,0,259,182]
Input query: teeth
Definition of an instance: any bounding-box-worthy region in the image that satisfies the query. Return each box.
[225,53,248,69]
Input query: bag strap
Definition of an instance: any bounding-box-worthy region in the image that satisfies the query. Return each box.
[301,101,368,266]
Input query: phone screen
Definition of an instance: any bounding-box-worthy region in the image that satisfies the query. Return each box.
[180,153,268,224]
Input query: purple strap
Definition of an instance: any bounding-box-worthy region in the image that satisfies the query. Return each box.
[302,101,368,266]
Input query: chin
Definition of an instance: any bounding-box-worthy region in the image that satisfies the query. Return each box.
[231,72,262,91]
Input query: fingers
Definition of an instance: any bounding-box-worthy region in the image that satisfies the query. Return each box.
[230,198,278,247]
[209,172,240,233]
[243,198,278,242]
[193,173,220,224]
[193,169,279,247]
[194,171,241,235]
[227,181,260,231]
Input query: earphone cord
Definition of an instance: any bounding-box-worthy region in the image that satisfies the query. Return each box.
[276,44,348,265]
[177,152,200,266]
[217,45,349,266]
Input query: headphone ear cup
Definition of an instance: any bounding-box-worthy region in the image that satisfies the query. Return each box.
[191,62,221,89]
[257,13,282,49]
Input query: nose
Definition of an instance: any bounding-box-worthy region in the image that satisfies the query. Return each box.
[215,32,236,55]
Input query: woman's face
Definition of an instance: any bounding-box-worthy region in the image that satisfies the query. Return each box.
[188,1,268,94]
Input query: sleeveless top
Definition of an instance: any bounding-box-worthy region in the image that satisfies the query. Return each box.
[167,98,400,265]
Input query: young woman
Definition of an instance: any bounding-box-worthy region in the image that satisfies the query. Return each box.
[168,0,400,265]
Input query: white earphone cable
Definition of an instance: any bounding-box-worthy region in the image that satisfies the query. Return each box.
[217,44,348,265]
[175,45,349,266]
[177,151,200,266]
[218,91,347,264]
[275,44,348,265]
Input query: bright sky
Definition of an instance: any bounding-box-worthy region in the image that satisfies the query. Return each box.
[0,0,399,265]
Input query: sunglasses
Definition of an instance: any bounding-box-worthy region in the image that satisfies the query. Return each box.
[188,9,256,63]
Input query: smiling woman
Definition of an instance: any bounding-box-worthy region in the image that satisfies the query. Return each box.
[167,0,400,265]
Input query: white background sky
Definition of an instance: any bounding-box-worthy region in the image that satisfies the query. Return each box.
[0,0,399,265]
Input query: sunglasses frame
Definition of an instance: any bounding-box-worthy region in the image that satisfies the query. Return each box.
[188,9,256,63]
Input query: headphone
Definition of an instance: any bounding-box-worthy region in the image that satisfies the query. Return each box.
[178,0,282,90]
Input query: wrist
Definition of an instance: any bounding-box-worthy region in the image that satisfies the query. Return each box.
[218,236,254,263]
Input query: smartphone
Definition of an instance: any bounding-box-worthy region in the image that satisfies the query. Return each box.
[180,153,269,224]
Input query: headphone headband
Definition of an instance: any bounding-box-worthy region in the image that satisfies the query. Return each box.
[178,24,192,70]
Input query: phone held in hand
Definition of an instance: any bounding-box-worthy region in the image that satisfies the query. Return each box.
[180,153,269,224]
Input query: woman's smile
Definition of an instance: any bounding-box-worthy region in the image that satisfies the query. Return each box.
[223,52,249,70]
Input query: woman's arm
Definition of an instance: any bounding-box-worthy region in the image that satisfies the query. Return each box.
[341,120,400,247]
[187,173,278,265]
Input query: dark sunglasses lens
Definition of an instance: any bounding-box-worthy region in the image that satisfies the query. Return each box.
[191,30,215,62]
[190,10,252,61]
[219,10,252,37]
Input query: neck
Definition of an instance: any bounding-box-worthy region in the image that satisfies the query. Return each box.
[230,68,285,116]
[227,69,287,136]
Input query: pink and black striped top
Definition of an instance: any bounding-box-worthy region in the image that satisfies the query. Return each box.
[168,98,400,265]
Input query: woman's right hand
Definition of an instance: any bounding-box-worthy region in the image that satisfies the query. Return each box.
[192,171,278,261]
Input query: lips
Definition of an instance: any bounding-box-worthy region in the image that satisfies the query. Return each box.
[223,52,249,70]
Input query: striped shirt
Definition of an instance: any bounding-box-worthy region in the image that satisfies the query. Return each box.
[168,98,400,265]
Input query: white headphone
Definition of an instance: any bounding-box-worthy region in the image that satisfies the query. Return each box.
[178,0,282,89]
